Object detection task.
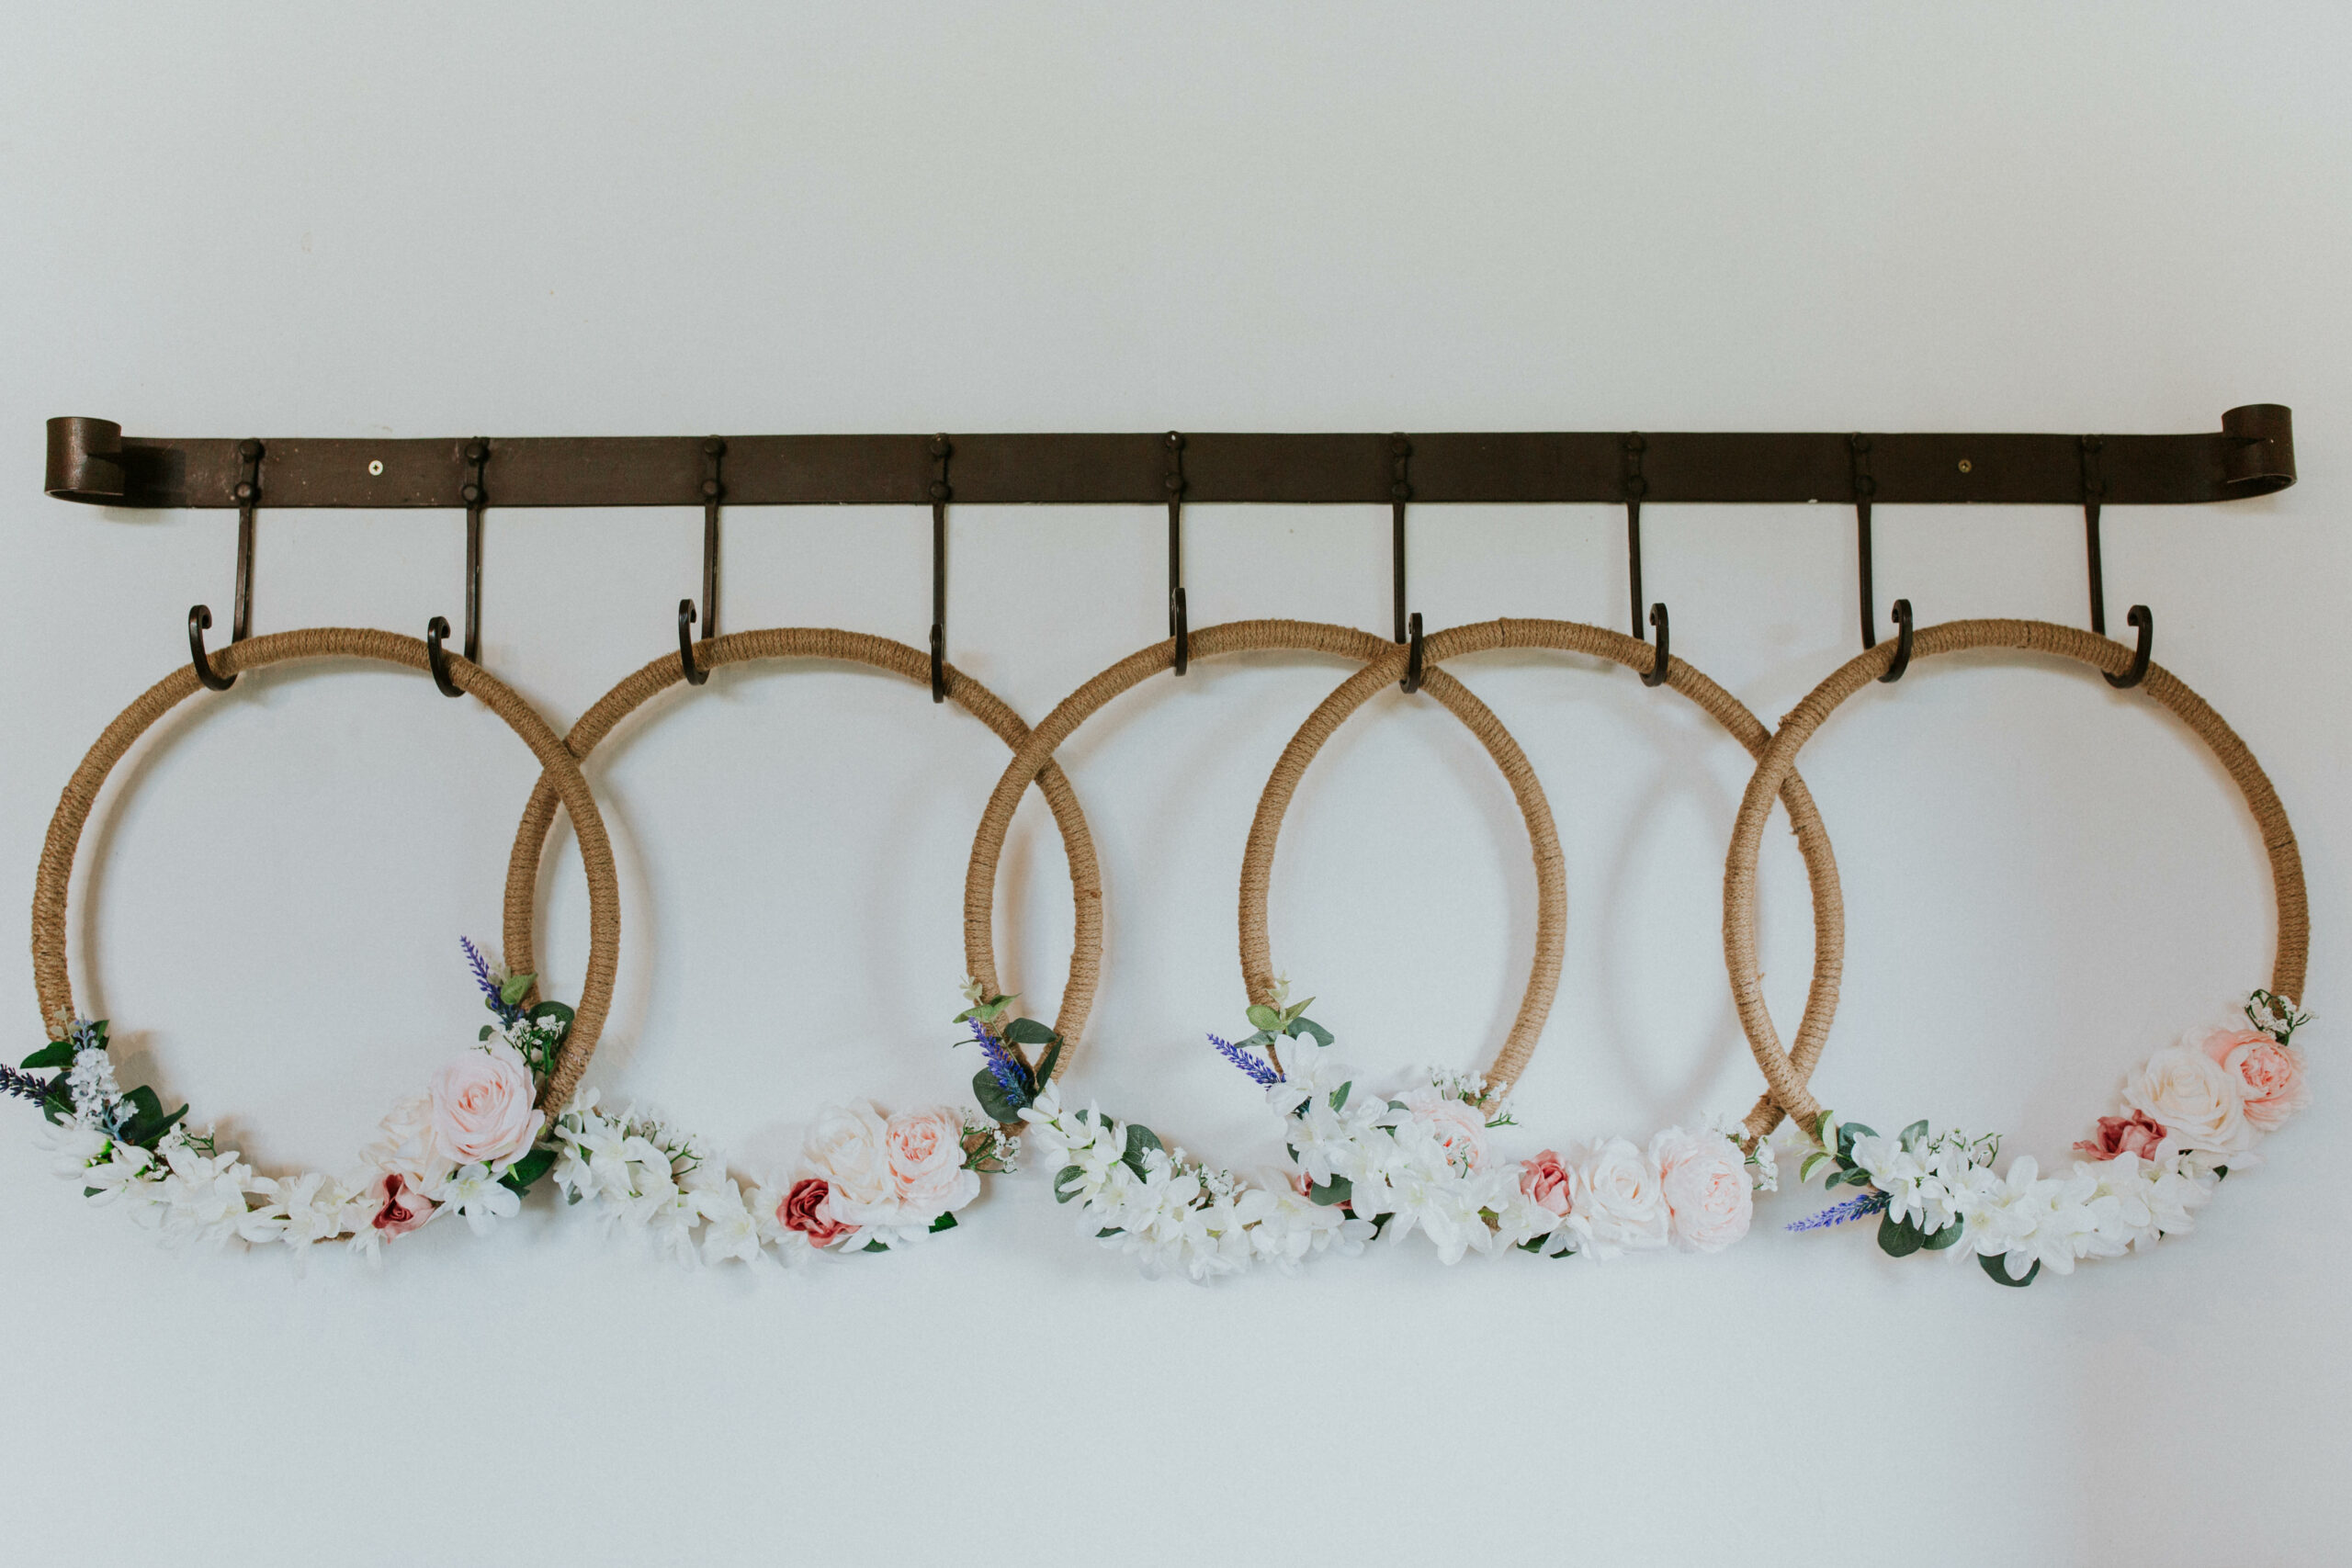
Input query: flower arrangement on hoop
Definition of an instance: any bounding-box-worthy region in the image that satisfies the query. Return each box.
[544,1091,1016,1268]
[1785,990,2312,1286]
[955,977,1776,1280]
[6,939,573,1258]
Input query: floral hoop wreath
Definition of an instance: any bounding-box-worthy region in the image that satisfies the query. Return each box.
[961,618,1842,1277]
[1723,617,2312,1286]
[14,628,621,1256]
[499,628,1102,1266]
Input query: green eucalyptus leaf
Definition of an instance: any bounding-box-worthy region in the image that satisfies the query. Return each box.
[1329,1081,1351,1112]
[1921,1222,1963,1252]
[498,1147,556,1195]
[972,1068,1025,1126]
[1877,1212,1928,1258]
[927,1212,958,1234]
[1245,1003,1282,1032]
[1980,1252,2040,1288]
[1307,1174,1352,1207]
[498,974,536,1008]
[1004,1016,1059,1048]
[1095,1226,1123,1239]
[1053,1166,1083,1203]
[1122,1122,1162,1179]
[21,1042,73,1071]
[1032,1038,1064,1090]
[1836,1121,1876,1157]
[1799,1151,1830,1184]
[1288,1016,1334,1048]
[862,1240,890,1253]
[1898,1119,1929,1154]
[1281,997,1316,1026]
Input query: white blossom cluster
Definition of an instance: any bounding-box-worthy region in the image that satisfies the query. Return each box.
[1270,1046,1557,1265]
[547,1089,783,1268]
[1018,1084,1374,1281]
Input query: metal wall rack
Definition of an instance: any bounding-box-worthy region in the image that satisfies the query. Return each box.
[45,407,2295,698]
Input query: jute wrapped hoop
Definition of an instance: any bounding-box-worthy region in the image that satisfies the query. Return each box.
[30,627,622,1113]
[965,619,1569,1077]
[1723,617,2310,1132]
[1242,617,1844,1139]
[504,627,1104,1048]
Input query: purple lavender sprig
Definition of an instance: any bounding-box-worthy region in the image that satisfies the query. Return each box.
[967,1020,1029,1102]
[1,1063,54,1107]
[1209,1032,1283,1087]
[1786,1190,1891,1232]
[462,936,524,1026]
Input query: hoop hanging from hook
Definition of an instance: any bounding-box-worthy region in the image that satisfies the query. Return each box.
[188,438,263,692]
[1850,433,1913,682]
[1389,434,1423,694]
[928,434,952,703]
[678,436,724,686]
[2079,434,2153,690]
[1165,432,1189,674]
[1623,433,1671,687]
[428,438,489,698]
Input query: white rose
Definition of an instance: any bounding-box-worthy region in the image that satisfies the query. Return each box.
[1650,1127,1752,1253]
[2122,1042,2256,1156]
[885,1106,982,1214]
[1562,1136,1671,1259]
[799,1101,895,1209]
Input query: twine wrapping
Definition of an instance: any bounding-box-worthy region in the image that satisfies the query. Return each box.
[30,627,622,1114]
[503,627,1104,1059]
[1243,618,1842,1139]
[1723,617,2310,1132]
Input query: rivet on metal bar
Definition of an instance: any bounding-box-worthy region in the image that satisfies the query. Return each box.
[189,437,263,693]
[1165,431,1189,675]
[429,438,489,698]
[679,435,725,686]
[1390,434,1422,694]
[1851,432,1912,682]
[1623,433,1670,687]
[928,434,953,703]
[2081,434,2153,689]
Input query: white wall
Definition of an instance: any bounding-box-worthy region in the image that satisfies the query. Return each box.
[6,6,2347,1563]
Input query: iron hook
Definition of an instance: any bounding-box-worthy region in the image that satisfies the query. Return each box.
[187,604,235,692]
[928,434,952,703]
[1642,602,1672,687]
[1389,434,1420,694]
[678,600,708,685]
[1878,599,1915,682]
[1166,432,1189,674]
[426,615,464,697]
[2105,604,2154,689]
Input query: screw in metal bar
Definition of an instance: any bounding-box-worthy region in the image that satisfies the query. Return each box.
[928,434,952,702]
[1164,432,1189,674]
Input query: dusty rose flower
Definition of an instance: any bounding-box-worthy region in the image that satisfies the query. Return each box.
[2199,1027,2312,1134]
[427,1040,544,1168]
[1396,1088,1490,1172]
[1521,1150,1573,1218]
[367,1170,435,1235]
[2075,1110,2168,1161]
[1651,1128,1752,1253]
[777,1177,856,1247]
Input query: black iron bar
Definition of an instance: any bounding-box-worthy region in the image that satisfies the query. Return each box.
[2086,502,2109,636]
[44,411,2294,512]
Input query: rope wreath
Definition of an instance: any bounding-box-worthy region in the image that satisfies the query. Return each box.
[1186,617,1844,1269]
[1724,617,2312,1285]
[499,626,1104,1266]
[19,627,620,1255]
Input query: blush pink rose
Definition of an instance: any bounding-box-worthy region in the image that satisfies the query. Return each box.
[2075,1110,2168,1161]
[1396,1089,1490,1172]
[367,1170,435,1235]
[778,1177,856,1247]
[885,1107,982,1213]
[427,1040,544,1168]
[2199,1027,2312,1134]
[1521,1150,1573,1218]
[1650,1128,1753,1253]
